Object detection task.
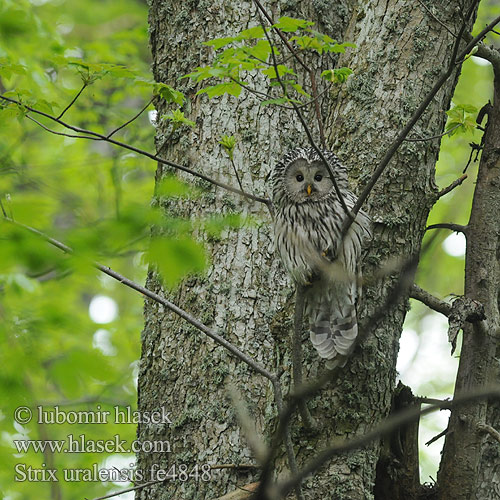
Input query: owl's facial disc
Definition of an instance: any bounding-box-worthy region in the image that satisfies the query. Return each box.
[284,159,333,202]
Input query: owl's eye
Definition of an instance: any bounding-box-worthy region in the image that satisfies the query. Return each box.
[296,174,304,182]
[314,174,323,182]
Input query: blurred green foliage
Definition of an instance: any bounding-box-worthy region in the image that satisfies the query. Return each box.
[0,0,192,498]
[0,0,498,497]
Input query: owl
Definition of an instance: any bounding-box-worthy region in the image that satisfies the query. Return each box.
[272,147,371,366]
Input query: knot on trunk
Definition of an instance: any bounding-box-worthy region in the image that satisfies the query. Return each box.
[448,296,486,354]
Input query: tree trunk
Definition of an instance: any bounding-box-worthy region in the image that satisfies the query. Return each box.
[437,56,500,500]
[138,1,481,499]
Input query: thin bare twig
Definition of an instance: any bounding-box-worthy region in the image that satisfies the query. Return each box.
[417,0,457,38]
[425,427,449,446]
[426,222,468,233]
[229,385,269,462]
[26,115,99,141]
[437,174,468,199]
[210,463,260,470]
[417,397,451,406]
[252,0,310,73]
[0,94,272,209]
[269,376,304,500]
[106,97,154,138]
[230,158,245,193]
[404,123,462,142]
[57,83,87,120]
[228,76,333,112]
[88,479,161,500]
[0,198,7,217]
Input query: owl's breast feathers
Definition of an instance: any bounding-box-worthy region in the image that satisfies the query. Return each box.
[272,147,372,363]
[274,196,359,284]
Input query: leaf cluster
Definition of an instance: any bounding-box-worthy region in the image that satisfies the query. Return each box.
[445,103,478,135]
[183,16,356,105]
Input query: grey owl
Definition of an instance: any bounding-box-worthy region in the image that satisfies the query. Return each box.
[272,147,371,365]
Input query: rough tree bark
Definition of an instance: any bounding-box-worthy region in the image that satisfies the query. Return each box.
[137,1,485,499]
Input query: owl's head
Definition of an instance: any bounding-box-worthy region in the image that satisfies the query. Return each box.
[272,148,348,205]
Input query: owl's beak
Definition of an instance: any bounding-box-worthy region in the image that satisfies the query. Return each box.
[306,184,312,196]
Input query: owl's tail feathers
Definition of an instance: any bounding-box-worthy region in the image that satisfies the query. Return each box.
[309,302,358,363]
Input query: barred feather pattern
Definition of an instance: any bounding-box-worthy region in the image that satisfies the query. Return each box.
[272,148,372,365]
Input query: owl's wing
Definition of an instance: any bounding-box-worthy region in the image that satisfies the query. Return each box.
[305,277,359,364]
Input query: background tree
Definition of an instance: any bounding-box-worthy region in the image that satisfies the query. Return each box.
[140,1,499,499]
[0,0,498,500]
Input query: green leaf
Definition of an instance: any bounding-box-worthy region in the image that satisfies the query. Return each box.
[321,67,353,83]
[156,83,185,105]
[239,26,265,40]
[290,82,311,98]
[182,66,227,82]
[156,176,196,198]
[458,104,478,113]
[262,65,296,79]
[328,41,357,53]
[445,103,478,136]
[197,82,242,98]
[204,36,239,50]
[0,59,27,78]
[203,214,245,238]
[246,40,272,61]
[219,135,236,160]
[162,109,196,129]
[272,16,314,32]
[146,237,207,288]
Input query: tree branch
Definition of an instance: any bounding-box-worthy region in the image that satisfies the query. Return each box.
[462,32,500,71]
[26,114,99,140]
[277,386,500,498]
[425,427,449,446]
[477,423,500,444]
[459,15,500,63]
[0,94,272,209]
[3,214,306,498]
[410,284,453,317]
[293,285,316,430]
[89,480,162,500]
[437,174,468,199]
[417,0,457,38]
